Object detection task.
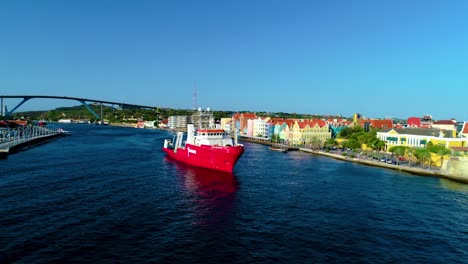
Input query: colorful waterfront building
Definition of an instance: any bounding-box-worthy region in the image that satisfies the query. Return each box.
[246,119,254,136]
[267,118,285,139]
[353,113,363,127]
[360,119,393,130]
[220,118,231,132]
[377,128,468,150]
[407,117,421,127]
[273,120,294,143]
[253,117,271,138]
[327,119,351,138]
[432,119,458,131]
[461,122,468,138]
[289,119,331,145]
[232,112,257,135]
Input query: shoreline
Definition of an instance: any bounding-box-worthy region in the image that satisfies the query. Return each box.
[238,137,467,184]
[299,148,468,184]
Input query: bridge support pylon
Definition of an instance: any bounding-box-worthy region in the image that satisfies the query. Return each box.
[100,103,103,124]
[77,100,100,120]
[6,97,31,117]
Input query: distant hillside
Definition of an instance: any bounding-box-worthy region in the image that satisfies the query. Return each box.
[11,105,232,123]
[11,105,350,123]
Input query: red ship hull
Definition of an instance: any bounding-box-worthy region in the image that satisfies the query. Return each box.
[163,143,244,172]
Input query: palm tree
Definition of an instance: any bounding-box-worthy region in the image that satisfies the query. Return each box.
[437,148,452,167]
[406,147,415,166]
[389,146,406,165]
[415,148,431,169]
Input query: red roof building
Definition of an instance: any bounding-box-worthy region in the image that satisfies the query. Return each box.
[461,122,468,138]
[433,120,457,125]
[407,117,421,127]
[432,119,458,131]
[233,112,257,132]
[360,119,393,129]
[310,119,327,128]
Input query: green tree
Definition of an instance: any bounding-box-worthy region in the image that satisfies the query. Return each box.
[389,146,406,165]
[339,126,364,139]
[270,134,280,143]
[325,138,337,149]
[414,148,431,168]
[343,138,361,150]
[437,148,452,167]
[310,136,322,150]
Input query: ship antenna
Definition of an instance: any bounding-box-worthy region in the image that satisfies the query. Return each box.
[193,80,197,111]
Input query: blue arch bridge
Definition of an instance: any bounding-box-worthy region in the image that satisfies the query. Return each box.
[0,95,158,122]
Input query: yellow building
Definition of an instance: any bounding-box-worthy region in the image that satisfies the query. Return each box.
[220,118,231,132]
[290,120,331,145]
[353,113,363,127]
[377,128,468,150]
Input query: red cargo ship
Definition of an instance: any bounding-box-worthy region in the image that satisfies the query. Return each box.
[163,124,244,172]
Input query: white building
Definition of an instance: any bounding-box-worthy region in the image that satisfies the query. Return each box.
[253,117,270,138]
[168,116,189,129]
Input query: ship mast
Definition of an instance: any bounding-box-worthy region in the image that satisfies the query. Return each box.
[193,80,197,111]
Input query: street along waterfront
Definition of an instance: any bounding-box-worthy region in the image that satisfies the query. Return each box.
[0,124,467,263]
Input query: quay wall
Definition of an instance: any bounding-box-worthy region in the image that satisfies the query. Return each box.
[238,136,272,146]
[441,157,468,183]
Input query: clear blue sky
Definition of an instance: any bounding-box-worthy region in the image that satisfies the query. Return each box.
[1,0,468,120]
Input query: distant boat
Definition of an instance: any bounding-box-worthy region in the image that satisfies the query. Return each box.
[95,121,109,125]
[268,146,288,153]
[57,128,71,135]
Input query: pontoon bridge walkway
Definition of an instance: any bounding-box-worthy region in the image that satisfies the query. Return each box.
[0,126,68,158]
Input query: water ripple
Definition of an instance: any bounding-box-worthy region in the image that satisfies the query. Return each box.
[0,126,467,263]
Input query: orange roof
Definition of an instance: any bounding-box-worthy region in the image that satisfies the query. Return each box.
[433,120,457,125]
[312,119,327,127]
[283,120,295,127]
[241,113,257,118]
[463,122,468,134]
[270,118,285,122]
[298,121,309,129]
[268,118,285,126]
[360,119,393,129]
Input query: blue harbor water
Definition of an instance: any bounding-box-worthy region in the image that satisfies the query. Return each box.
[1,124,467,263]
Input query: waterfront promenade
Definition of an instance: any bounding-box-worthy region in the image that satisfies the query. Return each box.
[238,135,468,184]
[300,148,453,178]
[302,148,468,184]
